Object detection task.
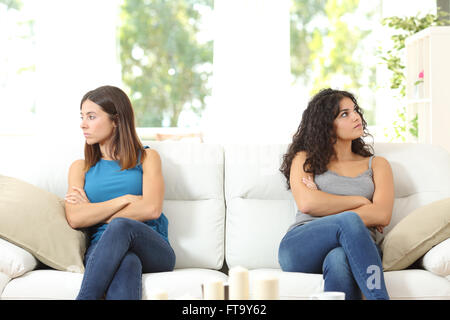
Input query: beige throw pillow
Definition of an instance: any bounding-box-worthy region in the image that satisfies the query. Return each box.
[381,197,450,271]
[0,175,86,273]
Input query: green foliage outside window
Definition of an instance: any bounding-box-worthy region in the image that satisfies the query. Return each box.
[119,0,213,127]
[290,0,377,126]
[0,0,22,10]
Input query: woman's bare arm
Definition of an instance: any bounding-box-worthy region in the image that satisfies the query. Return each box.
[290,151,370,216]
[352,156,394,227]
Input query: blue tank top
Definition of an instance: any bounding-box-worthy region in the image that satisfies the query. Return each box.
[83,146,169,245]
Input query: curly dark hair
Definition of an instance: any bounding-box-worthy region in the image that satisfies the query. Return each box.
[280,88,374,189]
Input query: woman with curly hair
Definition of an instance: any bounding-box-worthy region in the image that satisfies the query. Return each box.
[278,88,393,300]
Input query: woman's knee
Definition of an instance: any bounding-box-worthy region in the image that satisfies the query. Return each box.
[278,243,291,271]
[107,217,138,235]
[323,247,350,275]
[121,252,142,272]
[335,211,366,232]
[278,237,306,272]
[278,233,295,270]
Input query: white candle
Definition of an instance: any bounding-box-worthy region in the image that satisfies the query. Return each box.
[253,275,279,300]
[203,280,225,300]
[229,266,249,300]
[147,289,168,300]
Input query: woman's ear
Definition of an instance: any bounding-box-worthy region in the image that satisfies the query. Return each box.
[113,114,119,128]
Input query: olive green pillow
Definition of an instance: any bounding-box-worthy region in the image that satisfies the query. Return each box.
[0,175,87,273]
[381,197,450,271]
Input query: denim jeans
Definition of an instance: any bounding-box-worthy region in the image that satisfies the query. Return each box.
[278,211,389,300]
[76,217,176,300]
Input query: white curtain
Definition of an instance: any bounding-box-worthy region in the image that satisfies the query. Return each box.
[203,0,292,144]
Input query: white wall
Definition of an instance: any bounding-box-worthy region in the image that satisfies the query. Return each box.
[202,0,293,144]
[33,0,122,142]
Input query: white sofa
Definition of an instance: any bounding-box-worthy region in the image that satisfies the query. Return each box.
[0,137,449,300]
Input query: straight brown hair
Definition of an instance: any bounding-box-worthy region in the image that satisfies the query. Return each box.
[80,85,146,171]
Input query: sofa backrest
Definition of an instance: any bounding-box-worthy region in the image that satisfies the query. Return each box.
[0,135,85,199]
[371,143,450,234]
[223,143,450,269]
[0,137,226,271]
[2,138,449,272]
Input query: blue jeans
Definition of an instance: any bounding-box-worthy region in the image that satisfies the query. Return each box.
[278,211,389,300]
[76,217,176,300]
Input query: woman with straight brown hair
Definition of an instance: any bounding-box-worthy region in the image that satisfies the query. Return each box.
[64,85,175,300]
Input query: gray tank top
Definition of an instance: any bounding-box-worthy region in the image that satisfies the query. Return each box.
[287,156,376,241]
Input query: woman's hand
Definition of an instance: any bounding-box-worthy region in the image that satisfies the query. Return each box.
[376,225,384,234]
[302,176,318,190]
[64,186,90,205]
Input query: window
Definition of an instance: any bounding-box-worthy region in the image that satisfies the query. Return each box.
[0,0,440,144]
[0,0,36,135]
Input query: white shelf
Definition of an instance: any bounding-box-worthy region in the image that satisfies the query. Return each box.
[405,26,450,153]
[405,26,450,44]
[406,99,431,105]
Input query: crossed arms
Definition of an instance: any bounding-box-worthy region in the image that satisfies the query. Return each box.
[290,152,394,232]
[64,149,164,229]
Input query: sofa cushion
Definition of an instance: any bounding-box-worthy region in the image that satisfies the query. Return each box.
[226,198,296,269]
[0,238,38,278]
[224,144,296,269]
[381,198,450,271]
[0,175,87,273]
[145,142,225,270]
[163,200,225,269]
[0,272,11,297]
[1,268,228,300]
[1,269,84,300]
[420,237,450,277]
[384,269,450,300]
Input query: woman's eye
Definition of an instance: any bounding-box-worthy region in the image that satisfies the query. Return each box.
[341,112,347,117]
[89,116,95,120]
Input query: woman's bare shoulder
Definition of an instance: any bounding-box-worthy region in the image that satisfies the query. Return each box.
[70,159,85,167]
[69,159,86,173]
[142,148,161,170]
[372,156,392,173]
[293,150,308,161]
[372,156,390,166]
[143,148,161,162]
